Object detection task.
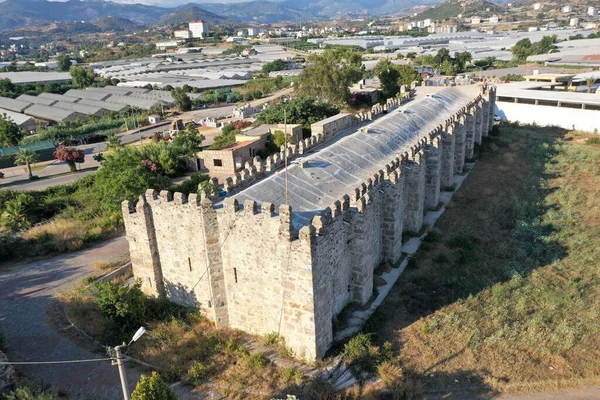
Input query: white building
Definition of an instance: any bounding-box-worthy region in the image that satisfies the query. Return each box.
[156,40,183,50]
[471,17,482,24]
[533,3,543,11]
[189,20,209,39]
[423,19,432,27]
[562,5,573,13]
[588,7,598,16]
[570,18,579,27]
[488,15,500,23]
[174,29,192,39]
[247,27,263,36]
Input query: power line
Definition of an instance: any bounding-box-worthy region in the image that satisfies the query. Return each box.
[0,357,113,365]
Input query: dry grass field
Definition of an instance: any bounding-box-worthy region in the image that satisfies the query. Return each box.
[360,124,600,397]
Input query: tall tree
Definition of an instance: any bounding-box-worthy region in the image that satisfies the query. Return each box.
[172,88,192,111]
[56,55,72,72]
[373,60,400,99]
[14,148,39,178]
[295,48,364,105]
[395,64,422,86]
[69,66,96,88]
[512,38,533,62]
[0,114,23,146]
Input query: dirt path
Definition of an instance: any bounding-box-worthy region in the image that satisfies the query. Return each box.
[0,236,145,399]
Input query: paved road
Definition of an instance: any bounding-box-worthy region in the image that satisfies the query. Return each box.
[0,236,202,399]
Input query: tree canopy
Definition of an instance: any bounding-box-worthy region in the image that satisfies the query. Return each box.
[512,35,558,62]
[256,96,339,128]
[172,87,192,111]
[262,59,286,74]
[373,60,421,99]
[0,114,23,146]
[56,55,72,72]
[69,66,96,88]
[295,48,364,105]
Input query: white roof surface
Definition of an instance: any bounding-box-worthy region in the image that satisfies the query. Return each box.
[496,82,600,106]
[233,86,480,227]
[0,107,34,126]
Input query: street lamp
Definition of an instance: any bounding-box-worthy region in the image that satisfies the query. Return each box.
[112,326,146,400]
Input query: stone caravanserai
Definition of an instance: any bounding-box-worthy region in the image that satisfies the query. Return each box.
[122,85,497,361]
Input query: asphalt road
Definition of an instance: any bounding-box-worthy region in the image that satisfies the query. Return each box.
[0,87,295,192]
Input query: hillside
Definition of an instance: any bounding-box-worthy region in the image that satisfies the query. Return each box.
[0,0,169,31]
[279,0,444,17]
[416,0,505,20]
[201,1,319,24]
[157,5,235,26]
[90,16,143,32]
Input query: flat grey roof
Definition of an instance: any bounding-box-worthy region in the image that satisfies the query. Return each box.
[16,94,58,106]
[24,104,84,122]
[64,89,112,101]
[38,92,77,102]
[0,97,33,113]
[77,98,128,112]
[53,101,104,116]
[0,71,71,84]
[105,95,165,110]
[233,86,480,227]
[0,107,34,126]
[497,82,600,106]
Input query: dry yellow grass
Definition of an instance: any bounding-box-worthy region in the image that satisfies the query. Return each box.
[360,125,600,396]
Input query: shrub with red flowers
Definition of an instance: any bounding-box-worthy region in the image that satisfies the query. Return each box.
[150,132,166,143]
[54,146,85,172]
[350,92,370,108]
[231,120,252,130]
[141,159,161,173]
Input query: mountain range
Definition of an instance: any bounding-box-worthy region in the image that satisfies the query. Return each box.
[0,0,507,32]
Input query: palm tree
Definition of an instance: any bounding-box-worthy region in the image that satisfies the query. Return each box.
[14,148,39,179]
[586,77,596,94]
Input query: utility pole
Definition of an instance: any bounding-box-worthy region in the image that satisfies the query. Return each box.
[113,344,130,400]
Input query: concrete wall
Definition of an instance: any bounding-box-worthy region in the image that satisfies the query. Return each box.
[123,85,497,362]
[311,113,355,137]
[496,101,600,132]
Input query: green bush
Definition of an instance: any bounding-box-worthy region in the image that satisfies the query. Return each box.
[93,280,146,340]
[187,361,209,384]
[131,371,177,400]
[2,383,61,400]
[244,352,268,371]
[342,332,381,376]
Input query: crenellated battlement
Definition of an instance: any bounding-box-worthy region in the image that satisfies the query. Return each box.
[122,85,497,362]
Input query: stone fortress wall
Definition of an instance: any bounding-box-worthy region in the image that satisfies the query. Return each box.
[122,85,497,361]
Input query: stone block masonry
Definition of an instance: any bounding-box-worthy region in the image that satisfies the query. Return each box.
[122,85,497,362]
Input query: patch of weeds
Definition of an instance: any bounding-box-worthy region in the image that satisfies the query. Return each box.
[263,332,282,345]
[82,276,98,285]
[244,352,269,371]
[281,366,304,385]
[585,136,600,145]
[433,253,450,264]
[406,256,418,270]
[445,234,480,264]
[423,229,441,243]
[187,361,208,385]
[166,366,182,382]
